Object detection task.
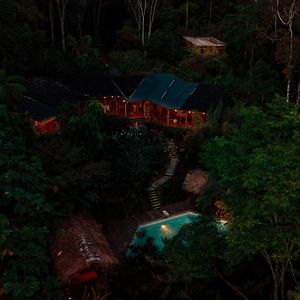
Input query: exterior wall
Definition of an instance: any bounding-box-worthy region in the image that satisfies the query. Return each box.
[34,117,59,134]
[186,41,223,56]
[193,46,223,56]
[99,96,207,128]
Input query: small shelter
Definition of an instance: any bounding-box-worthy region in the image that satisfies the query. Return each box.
[20,96,59,134]
[50,214,118,285]
[183,36,225,56]
[22,77,85,134]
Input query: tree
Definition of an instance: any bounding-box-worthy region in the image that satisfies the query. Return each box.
[65,99,105,156]
[105,126,165,211]
[202,97,300,300]
[165,216,224,280]
[109,50,147,74]
[114,241,170,300]
[0,106,64,299]
[0,70,26,110]
[0,0,45,73]
[126,0,160,52]
[55,0,69,52]
[165,216,253,299]
[75,35,101,70]
[48,0,55,45]
[275,0,300,102]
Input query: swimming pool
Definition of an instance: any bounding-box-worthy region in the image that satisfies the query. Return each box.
[129,211,200,251]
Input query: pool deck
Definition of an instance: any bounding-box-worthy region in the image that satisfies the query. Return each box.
[103,199,196,255]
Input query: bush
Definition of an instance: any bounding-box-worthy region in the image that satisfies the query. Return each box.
[103,114,131,133]
[146,120,188,142]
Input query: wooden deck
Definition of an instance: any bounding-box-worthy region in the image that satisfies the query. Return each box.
[102,199,196,256]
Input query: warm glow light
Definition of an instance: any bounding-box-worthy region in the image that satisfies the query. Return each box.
[123,100,126,103]
[161,224,171,234]
[174,109,177,112]
[188,111,191,113]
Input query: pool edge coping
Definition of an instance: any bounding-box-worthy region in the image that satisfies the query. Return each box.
[137,210,200,229]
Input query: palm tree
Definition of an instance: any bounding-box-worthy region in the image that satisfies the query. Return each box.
[0,69,26,110]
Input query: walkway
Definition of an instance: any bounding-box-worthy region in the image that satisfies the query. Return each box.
[146,140,180,209]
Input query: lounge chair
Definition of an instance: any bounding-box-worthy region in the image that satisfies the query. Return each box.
[162,210,170,217]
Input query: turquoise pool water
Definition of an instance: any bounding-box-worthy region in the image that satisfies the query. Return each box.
[130,212,200,251]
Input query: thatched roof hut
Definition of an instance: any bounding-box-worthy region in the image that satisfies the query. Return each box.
[50,214,118,285]
[182,169,208,194]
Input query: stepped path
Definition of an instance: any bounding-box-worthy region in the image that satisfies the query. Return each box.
[146,140,180,210]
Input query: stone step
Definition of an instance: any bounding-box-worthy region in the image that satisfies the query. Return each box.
[147,140,181,210]
[150,198,159,202]
[165,173,174,177]
[151,201,160,205]
[152,204,161,207]
[149,193,157,197]
[148,190,157,194]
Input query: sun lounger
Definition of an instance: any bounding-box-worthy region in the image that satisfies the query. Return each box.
[162,210,170,217]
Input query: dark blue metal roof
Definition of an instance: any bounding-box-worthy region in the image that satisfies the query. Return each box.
[129,74,199,109]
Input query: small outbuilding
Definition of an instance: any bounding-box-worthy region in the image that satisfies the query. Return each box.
[50,214,118,286]
[20,96,59,134]
[183,36,225,56]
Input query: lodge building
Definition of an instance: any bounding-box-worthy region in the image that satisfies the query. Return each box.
[21,73,224,134]
[100,73,223,128]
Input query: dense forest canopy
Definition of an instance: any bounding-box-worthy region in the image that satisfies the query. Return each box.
[1,0,300,300]
[0,0,300,101]
[0,0,299,104]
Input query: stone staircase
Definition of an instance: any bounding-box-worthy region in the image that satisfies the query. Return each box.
[146,140,180,209]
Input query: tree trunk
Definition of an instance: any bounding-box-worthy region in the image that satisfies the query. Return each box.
[273,281,279,300]
[127,0,159,52]
[60,15,66,52]
[262,249,289,300]
[275,0,297,103]
[287,78,291,103]
[49,0,55,45]
[94,0,103,43]
[216,269,250,300]
[281,264,285,300]
[141,10,145,47]
[148,0,158,40]
[286,20,294,103]
[297,77,300,104]
[78,0,86,39]
[186,0,188,28]
[56,0,68,52]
